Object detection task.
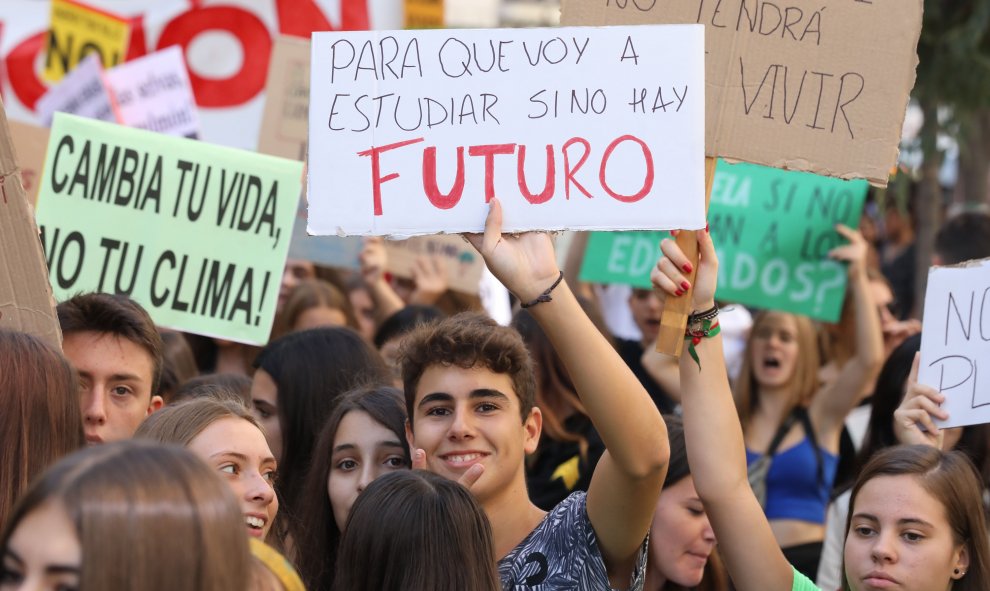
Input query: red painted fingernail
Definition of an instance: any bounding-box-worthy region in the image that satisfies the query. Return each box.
[680,281,691,291]
[682,263,693,273]
[705,223,710,233]
[675,289,683,296]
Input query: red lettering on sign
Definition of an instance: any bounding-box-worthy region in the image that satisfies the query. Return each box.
[125,14,148,61]
[562,137,592,200]
[517,144,555,205]
[5,1,370,112]
[599,135,654,203]
[157,6,270,107]
[468,144,515,203]
[358,136,656,216]
[423,146,465,210]
[6,31,45,110]
[276,0,370,36]
[358,137,426,216]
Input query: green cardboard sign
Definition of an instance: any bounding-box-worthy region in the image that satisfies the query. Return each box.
[36,114,303,345]
[580,161,868,322]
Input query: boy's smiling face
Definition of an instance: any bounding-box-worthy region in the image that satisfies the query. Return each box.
[407,364,541,505]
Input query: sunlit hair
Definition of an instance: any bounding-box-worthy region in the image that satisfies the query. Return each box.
[733,311,820,426]
[134,396,262,445]
[842,445,990,591]
[173,373,253,406]
[293,386,410,591]
[249,538,306,591]
[334,470,500,591]
[0,329,84,527]
[0,441,251,590]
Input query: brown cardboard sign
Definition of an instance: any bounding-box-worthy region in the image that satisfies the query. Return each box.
[7,120,50,206]
[258,36,366,271]
[0,100,62,348]
[258,36,310,162]
[385,235,485,295]
[561,0,923,186]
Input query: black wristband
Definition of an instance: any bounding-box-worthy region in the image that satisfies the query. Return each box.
[689,303,719,322]
[520,271,564,309]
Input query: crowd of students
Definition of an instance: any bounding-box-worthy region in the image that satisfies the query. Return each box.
[3,196,990,591]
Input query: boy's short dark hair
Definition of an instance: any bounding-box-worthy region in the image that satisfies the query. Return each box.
[935,212,990,265]
[398,312,536,425]
[57,293,164,396]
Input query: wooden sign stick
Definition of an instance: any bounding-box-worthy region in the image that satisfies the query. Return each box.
[656,156,716,357]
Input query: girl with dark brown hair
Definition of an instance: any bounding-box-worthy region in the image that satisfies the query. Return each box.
[334,470,500,591]
[293,386,410,590]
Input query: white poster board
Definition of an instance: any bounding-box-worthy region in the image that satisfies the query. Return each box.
[104,46,201,139]
[35,53,117,126]
[307,24,706,236]
[919,258,990,429]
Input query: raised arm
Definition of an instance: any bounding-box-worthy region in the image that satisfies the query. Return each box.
[408,254,449,307]
[653,229,795,590]
[811,225,884,435]
[359,237,404,323]
[467,199,668,587]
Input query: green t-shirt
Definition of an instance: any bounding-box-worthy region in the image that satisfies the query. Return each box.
[792,567,821,591]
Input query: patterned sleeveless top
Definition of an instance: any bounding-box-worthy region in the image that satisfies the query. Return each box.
[497,492,648,590]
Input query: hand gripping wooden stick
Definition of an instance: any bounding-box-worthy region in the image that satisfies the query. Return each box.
[656,157,716,357]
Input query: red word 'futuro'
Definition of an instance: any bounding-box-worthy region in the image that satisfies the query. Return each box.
[356,134,655,215]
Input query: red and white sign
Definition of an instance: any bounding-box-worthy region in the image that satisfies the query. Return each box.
[0,0,402,149]
[307,25,706,236]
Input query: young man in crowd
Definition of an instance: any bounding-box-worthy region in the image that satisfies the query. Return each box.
[58,293,164,444]
[401,199,668,590]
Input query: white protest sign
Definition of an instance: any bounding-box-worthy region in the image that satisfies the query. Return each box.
[919,258,990,429]
[307,25,705,236]
[104,45,201,139]
[35,53,118,126]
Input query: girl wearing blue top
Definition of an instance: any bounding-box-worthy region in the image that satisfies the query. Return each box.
[732,225,884,577]
[653,229,990,591]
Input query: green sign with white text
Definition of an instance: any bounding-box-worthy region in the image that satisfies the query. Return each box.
[580,161,868,322]
[36,114,303,344]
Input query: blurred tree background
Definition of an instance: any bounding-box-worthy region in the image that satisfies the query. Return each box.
[907,0,990,310]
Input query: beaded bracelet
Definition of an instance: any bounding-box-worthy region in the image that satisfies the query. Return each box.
[685,304,721,370]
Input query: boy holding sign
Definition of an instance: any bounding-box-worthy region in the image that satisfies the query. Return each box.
[401,200,667,590]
